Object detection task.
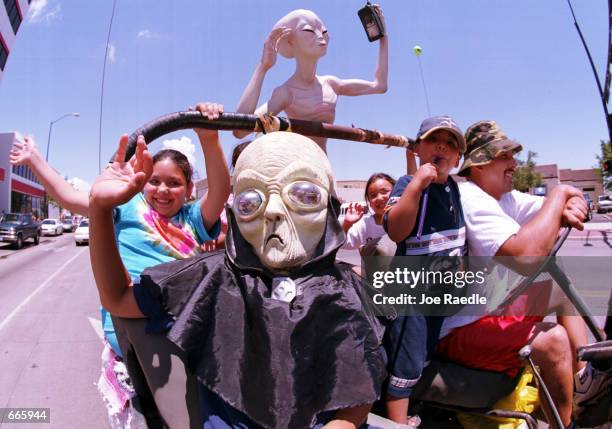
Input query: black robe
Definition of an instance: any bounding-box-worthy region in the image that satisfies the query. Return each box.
[137,199,386,429]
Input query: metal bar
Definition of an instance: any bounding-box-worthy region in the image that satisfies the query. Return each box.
[122,111,414,161]
[519,346,565,429]
[547,261,605,342]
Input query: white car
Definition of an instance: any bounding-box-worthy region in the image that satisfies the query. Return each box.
[74,219,89,246]
[596,195,612,214]
[40,219,63,236]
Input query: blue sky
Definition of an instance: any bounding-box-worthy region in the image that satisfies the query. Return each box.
[0,0,609,185]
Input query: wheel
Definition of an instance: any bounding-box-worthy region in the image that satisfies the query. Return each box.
[14,234,23,250]
[33,232,40,245]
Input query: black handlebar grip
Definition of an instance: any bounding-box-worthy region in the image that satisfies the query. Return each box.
[118,111,288,162]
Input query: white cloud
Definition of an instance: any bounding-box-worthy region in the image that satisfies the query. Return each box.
[28,0,61,24]
[107,44,116,63]
[68,177,91,193]
[162,136,197,169]
[137,29,159,39]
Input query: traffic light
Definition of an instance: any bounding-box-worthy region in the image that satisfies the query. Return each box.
[604,159,612,174]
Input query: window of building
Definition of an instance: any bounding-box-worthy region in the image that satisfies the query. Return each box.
[0,34,8,71]
[4,0,22,34]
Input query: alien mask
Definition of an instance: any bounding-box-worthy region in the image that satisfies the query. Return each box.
[232,132,333,271]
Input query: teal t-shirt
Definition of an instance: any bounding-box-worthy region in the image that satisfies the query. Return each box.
[114,193,220,281]
[102,193,220,356]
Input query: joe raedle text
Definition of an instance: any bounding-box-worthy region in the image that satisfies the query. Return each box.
[369,267,488,308]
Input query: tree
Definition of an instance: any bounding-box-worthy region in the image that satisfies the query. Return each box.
[595,140,612,191]
[512,150,542,192]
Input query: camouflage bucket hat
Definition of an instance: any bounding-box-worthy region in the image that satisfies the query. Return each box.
[457,120,522,176]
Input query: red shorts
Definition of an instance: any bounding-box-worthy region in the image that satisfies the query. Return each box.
[436,280,552,377]
[437,314,542,377]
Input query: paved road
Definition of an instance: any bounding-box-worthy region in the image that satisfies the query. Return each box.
[0,234,107,428]
[0,222,609,428]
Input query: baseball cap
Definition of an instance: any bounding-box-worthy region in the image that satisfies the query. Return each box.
[416,116,466,153]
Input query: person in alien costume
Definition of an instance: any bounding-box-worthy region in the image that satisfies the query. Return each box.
[90,131,386,429]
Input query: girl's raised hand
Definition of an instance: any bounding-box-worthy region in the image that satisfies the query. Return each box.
[189,102,223,141]
[90,135,153,210]
[344,202,365,226]
[10,136,41,166]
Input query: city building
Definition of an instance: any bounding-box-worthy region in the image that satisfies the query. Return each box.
[534,164,604,201]
[0,132,45,217]
[1,0,30,83]
[194,165,605,216]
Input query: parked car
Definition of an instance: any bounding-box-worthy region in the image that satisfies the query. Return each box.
[74,219,89,246]
[62,218,76,232]
[40,219,63,236]
[596,195,612,214]
[0,213,41,249]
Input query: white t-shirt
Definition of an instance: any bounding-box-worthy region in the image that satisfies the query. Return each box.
[439,181,545,337]
[343,213,386,250]
[460,181,544,256]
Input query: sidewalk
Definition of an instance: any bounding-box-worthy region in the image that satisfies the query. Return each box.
[567,222,612,240]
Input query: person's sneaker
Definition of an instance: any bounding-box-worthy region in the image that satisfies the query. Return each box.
[573,362,612,426]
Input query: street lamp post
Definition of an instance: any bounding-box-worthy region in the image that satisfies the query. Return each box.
[45,112,80,162]
[44,112,80,218]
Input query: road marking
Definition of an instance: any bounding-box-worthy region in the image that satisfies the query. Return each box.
[0,247,87,333]
[87,316,105,343]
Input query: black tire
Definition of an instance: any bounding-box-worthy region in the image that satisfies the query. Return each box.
[33,232,40,245]
[14,234,23,250]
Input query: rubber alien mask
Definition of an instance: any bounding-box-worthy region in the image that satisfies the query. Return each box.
[232,132,333,271]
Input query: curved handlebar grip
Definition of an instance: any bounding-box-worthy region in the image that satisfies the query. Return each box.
[114,111,414,163]
[122,111,290,161]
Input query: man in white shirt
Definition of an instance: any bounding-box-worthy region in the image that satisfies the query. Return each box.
[437,120,587,428]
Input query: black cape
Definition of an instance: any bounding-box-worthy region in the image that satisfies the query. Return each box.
[138,199,386,429]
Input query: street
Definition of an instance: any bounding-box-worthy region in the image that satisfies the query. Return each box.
[0,218,610,428]
[0,233,106,428]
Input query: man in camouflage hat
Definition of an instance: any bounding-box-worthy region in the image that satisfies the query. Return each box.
[436,120,589,427]
[457,120,521,179]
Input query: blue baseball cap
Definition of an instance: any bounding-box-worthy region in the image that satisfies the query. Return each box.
[416,116,466,153]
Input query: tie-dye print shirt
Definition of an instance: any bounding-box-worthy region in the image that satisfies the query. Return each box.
[114,193,220,281]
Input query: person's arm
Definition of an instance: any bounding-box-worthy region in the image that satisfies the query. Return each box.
[406,148,417,175]
[385,164,436,242]
[496,185,586,274]
[233,27,291,138]
[89,135,152,318]
[328,7,388,96]
[192,103,231,232]
[323,404,371,429]
[10,137,89,216]
[343,217,367,250]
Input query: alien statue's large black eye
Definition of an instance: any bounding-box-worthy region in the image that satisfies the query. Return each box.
[287,182,321,206]
[234,190,263,216]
